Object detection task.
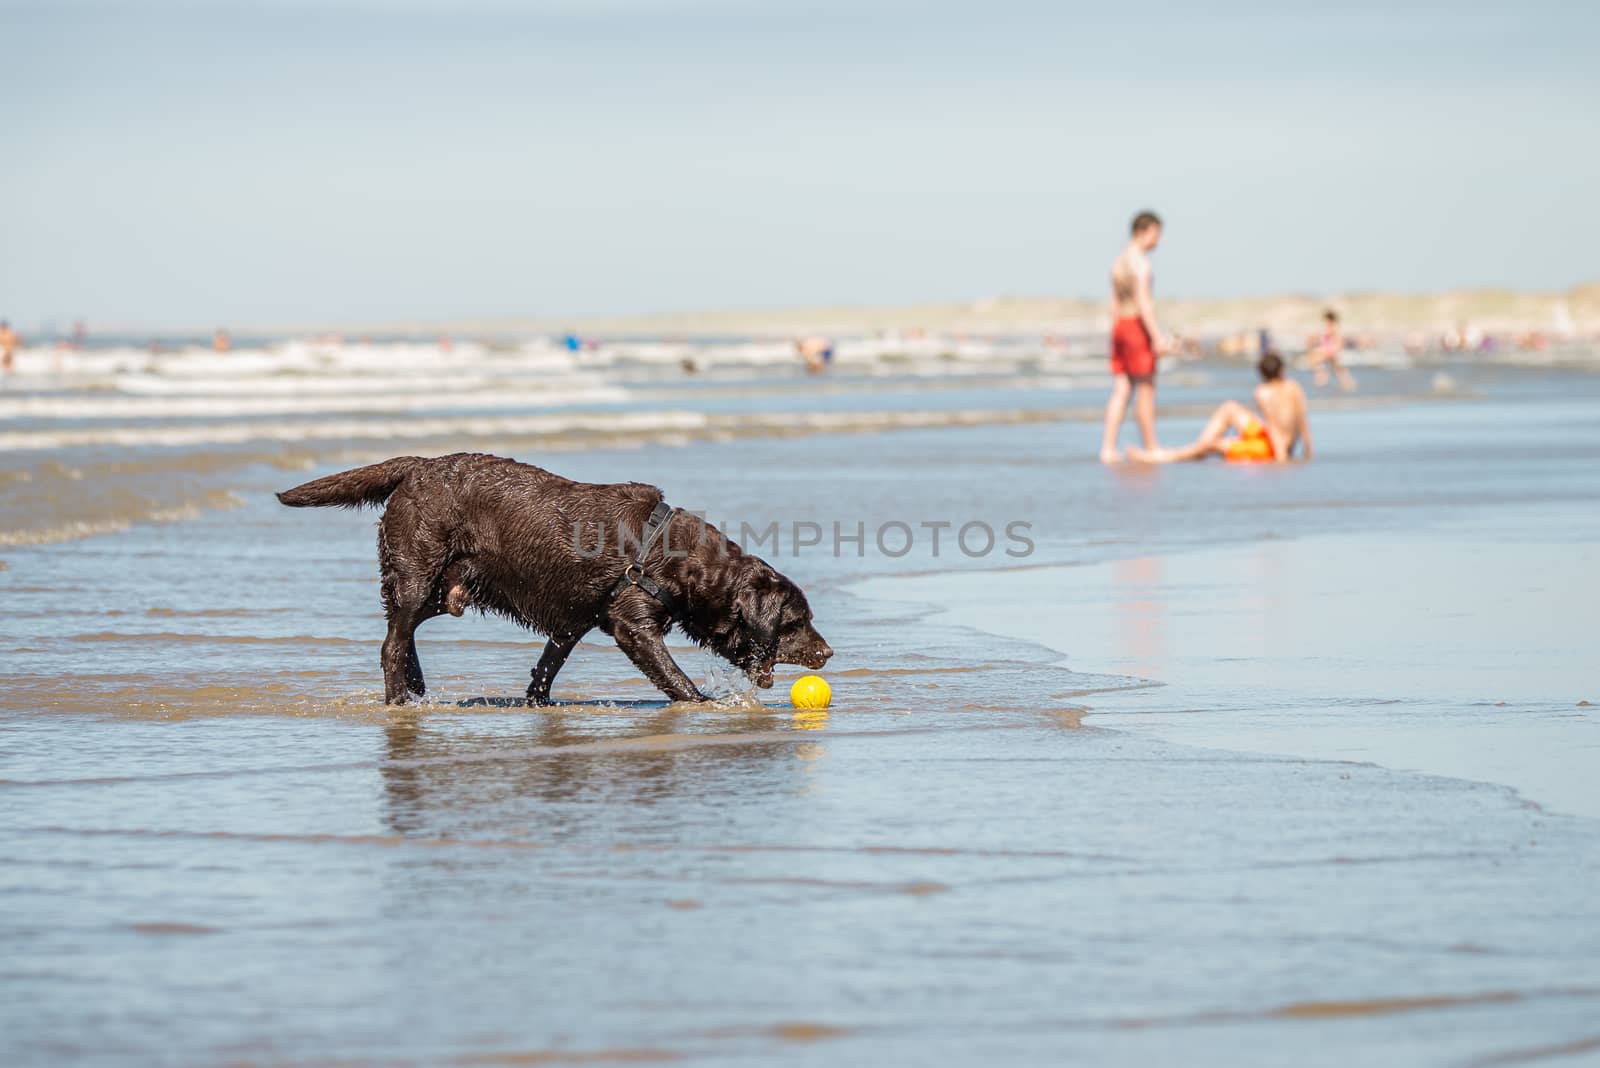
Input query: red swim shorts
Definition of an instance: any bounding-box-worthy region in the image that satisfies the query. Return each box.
[1110,317,1156,379]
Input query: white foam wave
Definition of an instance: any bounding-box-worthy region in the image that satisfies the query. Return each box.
[1,339,578,383]
[0,334,1074,389]
[0,490,246,547]
[0,410,710,451]
[0,385,630,421]
[0,407,1065,453]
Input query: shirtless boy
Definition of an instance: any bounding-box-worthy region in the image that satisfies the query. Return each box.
[1100,211,1168,463]
[1130,352,1313,464]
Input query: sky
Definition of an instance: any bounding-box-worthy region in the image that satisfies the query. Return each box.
[3,0,1598,328]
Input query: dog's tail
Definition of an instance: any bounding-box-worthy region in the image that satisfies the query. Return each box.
[277,456,423,509]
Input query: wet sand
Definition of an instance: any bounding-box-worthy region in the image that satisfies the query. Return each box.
[3,347,1599,1064]
[863,509,1600,819]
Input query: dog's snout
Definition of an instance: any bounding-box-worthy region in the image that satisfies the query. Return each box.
[818,642,833,662]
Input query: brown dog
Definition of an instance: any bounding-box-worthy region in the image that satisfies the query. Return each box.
[278,453,832,705]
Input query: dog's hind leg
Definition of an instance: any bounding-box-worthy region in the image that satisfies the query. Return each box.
[382,606,427,705]
[401,559,471,697]
[377,505,451,705]
[403,613,439,698]
[405,642,424,696]
[527,629,586,706]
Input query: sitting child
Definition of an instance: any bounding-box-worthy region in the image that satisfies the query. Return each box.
[1130,352,1313,464]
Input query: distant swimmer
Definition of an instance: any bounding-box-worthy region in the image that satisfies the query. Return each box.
[0,320,18,373]
[796,336,834,374]
[1304,308,1355,391]
[1100,211,1168,463]
[1130,351,1313,464]
[213,327,232,355]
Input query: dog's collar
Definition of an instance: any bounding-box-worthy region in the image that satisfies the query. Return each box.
[608,501,681,618]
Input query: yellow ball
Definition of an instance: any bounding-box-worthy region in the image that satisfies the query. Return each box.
[790,674,832,709]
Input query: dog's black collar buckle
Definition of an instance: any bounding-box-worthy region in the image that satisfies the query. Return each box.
[609,502,680,617]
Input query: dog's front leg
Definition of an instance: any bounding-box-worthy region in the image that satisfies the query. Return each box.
[613,621,704,703]
[527,629,585,706]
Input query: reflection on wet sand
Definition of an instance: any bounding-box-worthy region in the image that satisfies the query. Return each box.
[451,1046,683,1064]
[449,1019,855,1065]
[791,710,829,731]
[1114,555,1167,682]
[0,671,363,721]
[128,921,221,936]
[379,709,801,840]
[1465,1033,1600,1068]
[443,1015,860,1063]
[697,1022,852,1044]
[1100,985,1600,1030]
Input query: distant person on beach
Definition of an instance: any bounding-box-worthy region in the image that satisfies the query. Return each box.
[213,327,231,355]
[1130,351,1312,464]
[1304,309,1355,390]
[796,336,834,374]
[0,320,19,373]
[1100,211,1168,463]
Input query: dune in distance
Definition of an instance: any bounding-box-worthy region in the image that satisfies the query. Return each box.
[217,283,1600,341]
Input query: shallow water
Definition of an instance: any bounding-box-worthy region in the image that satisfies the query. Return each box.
[865,509,1600,816]
[3,351,1599,1065]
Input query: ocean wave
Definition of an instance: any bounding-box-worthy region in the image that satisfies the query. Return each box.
[0,489,245,548]
[0,406,1074,453]
[2,335,1080,386]
[0,385,631,421]
[6,335,1597,398]
[107,368,617,396]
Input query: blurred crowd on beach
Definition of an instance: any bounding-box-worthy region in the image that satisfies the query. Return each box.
[0,314,1590,382]
[1212,323,1562,359]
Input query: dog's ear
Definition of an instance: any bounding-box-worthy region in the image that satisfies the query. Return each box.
[733,579,780,656]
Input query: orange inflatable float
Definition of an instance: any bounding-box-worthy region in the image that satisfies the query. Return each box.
[1223,418,1276,463]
